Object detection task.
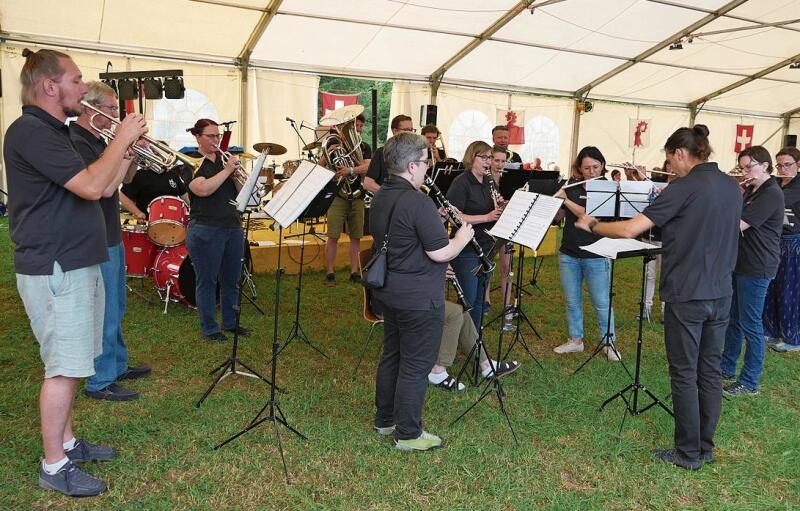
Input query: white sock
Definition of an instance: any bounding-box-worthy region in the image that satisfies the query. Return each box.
[42,457,69,475]
[428,371,448,384]
[482,360,499,377]
[63,437,77,451]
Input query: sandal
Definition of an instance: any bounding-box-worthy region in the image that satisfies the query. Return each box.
[485,360,521,379]
[431,375,465,391]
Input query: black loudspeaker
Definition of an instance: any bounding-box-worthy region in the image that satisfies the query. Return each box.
[420,104,438,127]
[785,134,797,148]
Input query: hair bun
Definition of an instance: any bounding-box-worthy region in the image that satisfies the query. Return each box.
[693,124,710,137]
[21,48,34,58]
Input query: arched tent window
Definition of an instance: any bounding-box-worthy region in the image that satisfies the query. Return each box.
[151,89,219,149]
[521,115,560,169]
[448,110,493,161]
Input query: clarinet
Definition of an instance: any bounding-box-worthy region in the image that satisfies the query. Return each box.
[447,274,472,312]
[485,167,503,210]
[423,175,496,274]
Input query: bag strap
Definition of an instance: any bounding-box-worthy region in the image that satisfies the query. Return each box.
[377,190,410,251]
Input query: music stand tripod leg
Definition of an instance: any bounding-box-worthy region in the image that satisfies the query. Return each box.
[500,245,543,369]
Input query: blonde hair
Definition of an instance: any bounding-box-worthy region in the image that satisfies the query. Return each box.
[463,140,492,171]
[19,48,71,105]
[84,81,117,107]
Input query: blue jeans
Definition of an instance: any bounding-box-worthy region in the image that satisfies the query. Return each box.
[186,224,244,336]
[721,273,771,390]
[86,243,128,391]
[558,253,614,342]
[451,251,489,331]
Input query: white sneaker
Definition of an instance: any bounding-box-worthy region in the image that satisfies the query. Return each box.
[603,346,622,362]
[554,339,584,354]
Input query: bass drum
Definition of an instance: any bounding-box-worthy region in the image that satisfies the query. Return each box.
[152,245,226,307]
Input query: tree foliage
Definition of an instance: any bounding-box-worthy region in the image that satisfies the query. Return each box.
[318,76,393,148]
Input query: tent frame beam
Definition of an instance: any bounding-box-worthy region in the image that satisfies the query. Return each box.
[646,0,800,35]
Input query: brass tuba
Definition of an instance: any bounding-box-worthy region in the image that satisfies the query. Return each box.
[319,104,365,200]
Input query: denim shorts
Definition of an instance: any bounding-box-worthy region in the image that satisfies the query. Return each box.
[16,262,104,378]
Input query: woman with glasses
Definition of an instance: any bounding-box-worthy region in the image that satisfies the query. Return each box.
[720,146,785,395]
[762,147,800,353]
[182,119,247,341]
[552,146,618,361]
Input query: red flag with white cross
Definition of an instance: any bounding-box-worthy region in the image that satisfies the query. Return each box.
[734,124,754,153]
[321,92,359,116]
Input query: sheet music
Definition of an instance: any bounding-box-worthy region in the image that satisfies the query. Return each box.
[585,180,617,217]
[234,151,268,212]
[580,238,658,259]
[262,160,334,228]
[487,191,563,250]
[618,180,653,218]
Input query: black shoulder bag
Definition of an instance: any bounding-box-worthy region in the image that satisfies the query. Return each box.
[362,191,408,290]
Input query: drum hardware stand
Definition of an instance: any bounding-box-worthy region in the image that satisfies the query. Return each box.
[599,251,672,437]
[196,211,280,408]
[452,278,519,445]
[215,225,306,485]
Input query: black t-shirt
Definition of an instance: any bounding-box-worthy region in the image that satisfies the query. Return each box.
[181,155,241,228]
[121,168,187,214]
[560,181,604,258]
[4,106,107,274]
[69,123,121,247]
[781,175,800,235]
[736,177,784,278]
[366,146,388,187]
[360,141,373,160]
[505,150,522,163]
[642,162,742,303]
[426,147,447,162]
[446,170,496,254]
[370,176,449,310]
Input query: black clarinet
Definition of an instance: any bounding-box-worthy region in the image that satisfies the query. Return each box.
[423,175,496,274]
[447,274,472,312]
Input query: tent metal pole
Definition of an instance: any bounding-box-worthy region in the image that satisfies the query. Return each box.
[569,100,581,174]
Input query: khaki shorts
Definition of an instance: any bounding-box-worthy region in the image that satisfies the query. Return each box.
[327,196,365,239]
[16,262,104,378]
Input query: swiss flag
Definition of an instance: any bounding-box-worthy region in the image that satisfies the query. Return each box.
[321,92,359,116]
[734,124,754,153]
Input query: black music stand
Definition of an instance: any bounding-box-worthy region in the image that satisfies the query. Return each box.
[272,181,337,361]
[431,164,463,196]
[600,248,673,437]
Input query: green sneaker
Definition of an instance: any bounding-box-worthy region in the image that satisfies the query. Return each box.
[395,431,444,452]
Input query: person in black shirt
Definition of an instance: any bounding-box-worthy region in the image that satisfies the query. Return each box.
[370,132,473,451]
[120,167,188,220]
[492,125,522,163]
[5,49,147,497]
[552,146,618,361]
[576,125,742,471]
[446,140,503,329]
[421,124,448,164]
[720,146,785,395]
[363,114,413,193]
[182,119,246,341]
[70,81,151,403]
[764,146,800,352]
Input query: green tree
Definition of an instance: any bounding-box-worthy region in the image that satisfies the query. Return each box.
[318,76,393,148]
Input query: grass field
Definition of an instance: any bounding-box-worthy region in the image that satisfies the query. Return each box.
[0,216,798,510]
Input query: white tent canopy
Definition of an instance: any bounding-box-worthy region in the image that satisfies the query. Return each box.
[2,0,800,186]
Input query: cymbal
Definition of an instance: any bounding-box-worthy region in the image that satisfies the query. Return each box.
[237,151,258,160]
[253,142,287,155]
[303,141,321,151]
[319,104,364,127]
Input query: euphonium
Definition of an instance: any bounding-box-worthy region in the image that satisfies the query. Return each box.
[320,118,364,200]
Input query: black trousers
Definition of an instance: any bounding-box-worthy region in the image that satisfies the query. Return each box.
[374,300,444,440]
[663,296,732,461]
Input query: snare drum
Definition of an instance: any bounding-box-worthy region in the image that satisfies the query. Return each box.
[282,160,301,179]
[147,196,189,247]
[122,224,157,277]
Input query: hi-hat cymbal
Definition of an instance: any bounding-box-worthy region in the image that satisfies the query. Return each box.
[319,104,364,127]
[253,142,287,155]
[303,141,321,151]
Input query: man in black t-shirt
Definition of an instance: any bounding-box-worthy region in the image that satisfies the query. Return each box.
[492,125,522,163]
[70,81,151,403]
[120,167,188,220]
[363,114,413,194]
[4,49,147,497]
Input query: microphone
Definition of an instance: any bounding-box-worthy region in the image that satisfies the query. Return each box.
[286,116,295,124]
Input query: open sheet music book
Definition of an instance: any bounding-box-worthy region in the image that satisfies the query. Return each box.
[487,191,563,250]
[580,238,659,259]
[262,160,334,228]
[233,151,268,212]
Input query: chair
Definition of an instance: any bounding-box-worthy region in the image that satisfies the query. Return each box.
[351,248,384,379]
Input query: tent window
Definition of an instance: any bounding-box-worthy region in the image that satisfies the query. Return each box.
[151,89,219,149]
[521,115,560,169]
[448,109,493,162]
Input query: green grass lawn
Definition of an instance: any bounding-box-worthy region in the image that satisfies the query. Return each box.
[0,216,798,510]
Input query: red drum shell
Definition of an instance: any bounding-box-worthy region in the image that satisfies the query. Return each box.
[122,224,157,277]
[147,196,189,247]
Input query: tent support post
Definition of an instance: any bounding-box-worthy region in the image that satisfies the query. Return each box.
[569,100,581,174]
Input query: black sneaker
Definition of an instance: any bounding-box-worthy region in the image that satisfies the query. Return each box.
[700,451,714,464]
[84,383,139,402]
[203,332,228,342]
[117,365,151,381]
[723,381,759,396]
[349,272,361,284]
[65,438,117,463]
[721,372,736,384]
[38,460,108,497]
[225,326,251,337]
[652,448,700,471]
[325,273,336,287]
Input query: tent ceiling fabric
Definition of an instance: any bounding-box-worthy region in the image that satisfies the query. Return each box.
[2,0,800,115]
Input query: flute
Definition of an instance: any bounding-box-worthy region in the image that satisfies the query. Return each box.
[422,175,496,274]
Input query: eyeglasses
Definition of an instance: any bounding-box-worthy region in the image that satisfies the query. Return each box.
[397,127,416,133]
[475,154,492,160]
[201,133,223,139]
[736,161,763,172]
[412,159,432,166]
[775,162,797,169]
[99,104,119,113]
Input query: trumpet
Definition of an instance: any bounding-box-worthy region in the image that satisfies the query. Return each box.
[80,100,202,174]
[213,144,248,187]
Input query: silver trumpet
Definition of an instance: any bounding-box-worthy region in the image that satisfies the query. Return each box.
[80,100,202,174]
[214,144,249,187]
